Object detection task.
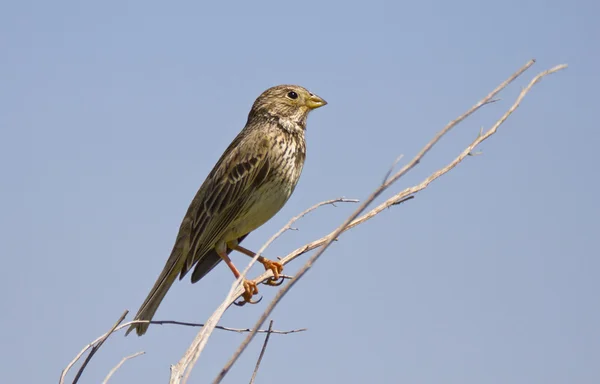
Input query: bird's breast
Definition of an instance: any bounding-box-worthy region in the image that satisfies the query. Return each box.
[224,134,306,241]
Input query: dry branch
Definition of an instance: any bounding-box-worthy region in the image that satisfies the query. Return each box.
[209,60,567,383]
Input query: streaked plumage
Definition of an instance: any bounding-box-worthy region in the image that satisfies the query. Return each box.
[127,85,326,336]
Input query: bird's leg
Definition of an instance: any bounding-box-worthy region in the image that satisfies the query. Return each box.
[216,246,260,305]
[230,244,284,286]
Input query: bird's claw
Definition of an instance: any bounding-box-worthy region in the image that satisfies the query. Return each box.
[264,276,286,286]
[261,259,284,283]
[233,279,261,306]
[234,295,262,306]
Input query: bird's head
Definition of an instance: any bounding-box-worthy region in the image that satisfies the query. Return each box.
[248,85,327,127]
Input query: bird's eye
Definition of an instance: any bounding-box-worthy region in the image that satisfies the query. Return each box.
[287,91,298,99]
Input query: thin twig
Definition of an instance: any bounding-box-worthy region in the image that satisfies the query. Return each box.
[382,154,404,183]
[212,60,568,383]
[169,197,358,384]
[61,310,128,384]
[249,320,274,384]
[143,319,305,334]
[102,351,145,384]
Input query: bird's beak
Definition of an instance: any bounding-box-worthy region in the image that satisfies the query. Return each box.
[306,94,327,110]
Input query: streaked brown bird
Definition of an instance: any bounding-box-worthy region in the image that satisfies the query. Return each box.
[127,85,326,336]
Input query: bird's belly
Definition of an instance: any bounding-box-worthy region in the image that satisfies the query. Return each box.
[223,181,294,242]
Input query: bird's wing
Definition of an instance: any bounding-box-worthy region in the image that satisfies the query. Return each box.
[126,131,270,336]
[178,132,271,279]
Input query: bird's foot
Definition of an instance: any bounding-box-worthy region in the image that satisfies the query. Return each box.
[234,279,261,306]
[261,259,284,286]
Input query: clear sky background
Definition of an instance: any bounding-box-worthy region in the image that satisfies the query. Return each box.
[1,0,598,383]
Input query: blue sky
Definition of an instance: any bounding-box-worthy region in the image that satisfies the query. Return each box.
[1,0,598,383]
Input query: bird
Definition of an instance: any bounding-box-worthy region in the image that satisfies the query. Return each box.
[127,85,327,336]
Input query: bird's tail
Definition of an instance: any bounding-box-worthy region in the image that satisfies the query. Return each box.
[126,248,185,336]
